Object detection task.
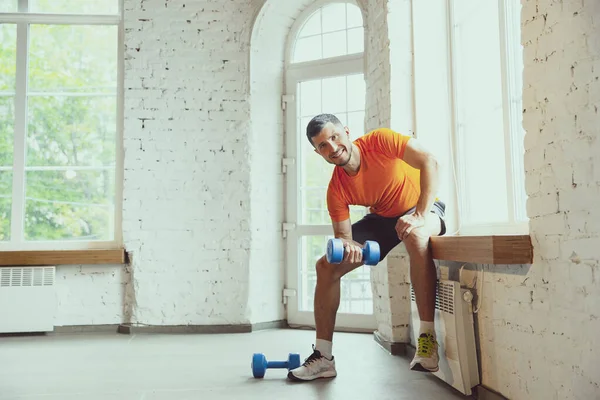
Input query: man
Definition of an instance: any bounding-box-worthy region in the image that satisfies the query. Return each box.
[287,114,446,382]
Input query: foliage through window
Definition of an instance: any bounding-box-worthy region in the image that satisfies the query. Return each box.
[0,0,121,249]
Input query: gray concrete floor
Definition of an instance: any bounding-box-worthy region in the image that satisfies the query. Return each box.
[0,328,471,399]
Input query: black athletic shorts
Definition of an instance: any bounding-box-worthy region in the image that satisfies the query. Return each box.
[351,200,447,261]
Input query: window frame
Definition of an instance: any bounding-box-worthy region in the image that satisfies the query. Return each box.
[447,0,528,236]
[0,0,124,251]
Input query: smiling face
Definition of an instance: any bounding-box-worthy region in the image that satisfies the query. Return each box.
[310,121,353,167]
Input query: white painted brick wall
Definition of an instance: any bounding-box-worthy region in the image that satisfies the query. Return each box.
[122,0,258,326]
[54,265,128,327]
[437,2,600,399]
[248,0,315,324]
[363,0,398,343]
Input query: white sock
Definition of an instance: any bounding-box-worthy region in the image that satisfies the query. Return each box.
[315,339,333,359]
[419,320,435,337]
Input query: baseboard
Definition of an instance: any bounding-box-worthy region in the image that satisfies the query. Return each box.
[475,386,508,400]
[373,330,407,356]
[251,319,288,331]
[117,319,289,335]
[53,324,122,334]
[118,324,252,334]
[32,320,289,335]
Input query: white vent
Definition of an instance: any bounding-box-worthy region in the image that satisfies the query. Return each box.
[0,266,56,333]
[411,281,455,315]
[410,280,479,396]
[1,267,55,287]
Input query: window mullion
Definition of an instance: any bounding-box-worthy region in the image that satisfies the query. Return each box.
[11,22,29,246]
[18,0,27,12]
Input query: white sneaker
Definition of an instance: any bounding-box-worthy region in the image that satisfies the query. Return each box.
[410,333,439,372]
[287,345,337,381]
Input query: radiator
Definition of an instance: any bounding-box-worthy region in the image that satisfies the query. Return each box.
[410,280,480,395]
[0,266,56,333]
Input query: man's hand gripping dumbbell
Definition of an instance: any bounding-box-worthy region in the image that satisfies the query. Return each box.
[326,238,380,266]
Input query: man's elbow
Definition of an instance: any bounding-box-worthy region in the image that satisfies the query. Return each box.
[423,153,440,173]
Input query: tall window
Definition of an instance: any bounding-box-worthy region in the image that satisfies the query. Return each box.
[284,1,374,329]
[450,0,527,234]
[0,0,122,250]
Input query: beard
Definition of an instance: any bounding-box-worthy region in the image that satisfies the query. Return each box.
[330,145,353,167]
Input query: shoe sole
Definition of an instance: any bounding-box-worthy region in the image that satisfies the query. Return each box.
[410,363,439,373]
[287,371,337,382]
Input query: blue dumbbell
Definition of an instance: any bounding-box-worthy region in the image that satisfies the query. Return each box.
[251,352,301,378]
[326,238,380,266]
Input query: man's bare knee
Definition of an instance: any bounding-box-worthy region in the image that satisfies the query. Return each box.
[403,227,431,256]
[316,256,361,281]
[316,256,338,282]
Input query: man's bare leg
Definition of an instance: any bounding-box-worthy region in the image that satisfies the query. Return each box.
[287,257,363,381]
[403,212,442,372]
[314,257,363,342]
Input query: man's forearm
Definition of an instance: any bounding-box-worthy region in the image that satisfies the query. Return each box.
[415,157,440,216]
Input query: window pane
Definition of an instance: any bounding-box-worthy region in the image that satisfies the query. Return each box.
[347,73,365,111]
[454,1,509,224]
[27,25,117,168]
[30,0,119,14]
[322,76,346,114]
[0,171,11,241]
[23,24,117,243]
[347,27,364,54]
[301,137,334,225]
[299,235,372,314]
[321,3,347,33]
[0,0,16,12]
[24,169,114,241]
[346,4,363,28]
[347,111,365,136]
[298,10,321,38]
[322,31,347,59]
[299,80,321,118]
[27,96,117,167]
[29,25,117,93]
[292,2,364,64]
[293,35,322,63]
[0,24,16,168]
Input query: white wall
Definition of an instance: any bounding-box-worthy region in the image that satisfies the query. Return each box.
[54,265,127,326]
[463,2,599,398]
[247,0,315,325]
[413,2,600,399]
[121,0,257,326]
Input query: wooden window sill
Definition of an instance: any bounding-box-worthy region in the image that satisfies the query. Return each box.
[430,235,533,264]
[0,236,533,267]
[0,249,128,266]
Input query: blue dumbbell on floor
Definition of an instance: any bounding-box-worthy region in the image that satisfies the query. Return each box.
[326,238,381,266]
[251,352,301,378]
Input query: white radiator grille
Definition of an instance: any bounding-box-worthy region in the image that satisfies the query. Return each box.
[410,281,455,315]
[0,267,55,287]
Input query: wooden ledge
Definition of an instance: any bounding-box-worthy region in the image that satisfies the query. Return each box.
[0,249,128,266]
[430,235,533,264]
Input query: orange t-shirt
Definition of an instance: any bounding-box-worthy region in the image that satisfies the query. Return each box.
[327,128,421,222]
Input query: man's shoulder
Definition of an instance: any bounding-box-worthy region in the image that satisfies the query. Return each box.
[354,127,409,145]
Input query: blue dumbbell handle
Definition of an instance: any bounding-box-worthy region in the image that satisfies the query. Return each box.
[267,361,288,368]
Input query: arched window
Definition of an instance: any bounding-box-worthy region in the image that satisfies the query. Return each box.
[283,1,374,330]
[291,1,364,63]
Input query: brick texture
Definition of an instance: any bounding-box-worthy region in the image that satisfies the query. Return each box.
[122,0,258,325]
[437,2,600,399]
